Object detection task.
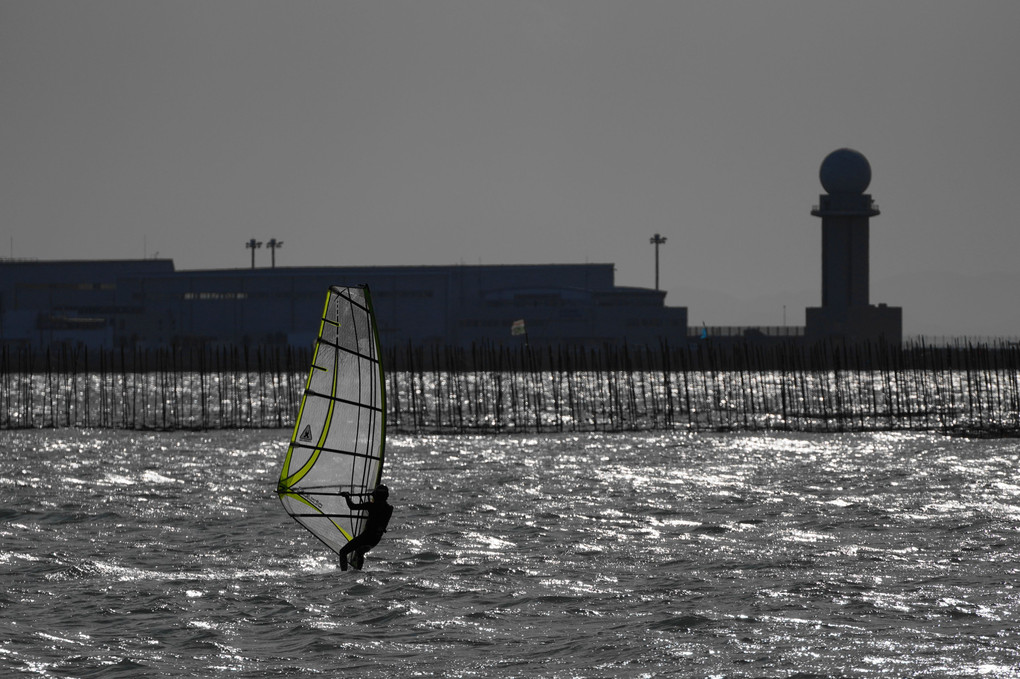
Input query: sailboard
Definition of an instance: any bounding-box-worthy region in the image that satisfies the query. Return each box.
[277,285,386,562]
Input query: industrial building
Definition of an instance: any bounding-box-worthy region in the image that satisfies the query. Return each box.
[0,149,901,352]
[0,260,687,351]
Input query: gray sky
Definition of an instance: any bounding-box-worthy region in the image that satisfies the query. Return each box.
[3,1,1019,336]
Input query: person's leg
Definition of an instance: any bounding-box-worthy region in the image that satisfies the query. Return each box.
[336,542,352,571]
[337,535,366,571]
[351,535,382,570]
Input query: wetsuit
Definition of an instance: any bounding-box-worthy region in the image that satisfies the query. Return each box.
[337,495,393,570]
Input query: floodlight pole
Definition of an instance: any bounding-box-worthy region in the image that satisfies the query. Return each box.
[246,238,263,269]
[649,233,667,291]
[266,238,283,268]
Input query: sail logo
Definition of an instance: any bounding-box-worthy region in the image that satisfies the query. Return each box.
[300,425,314,442]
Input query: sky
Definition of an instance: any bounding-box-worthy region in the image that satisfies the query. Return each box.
[3,1,1019,337]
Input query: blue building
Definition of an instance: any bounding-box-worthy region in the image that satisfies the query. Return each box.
[0,260,688,351]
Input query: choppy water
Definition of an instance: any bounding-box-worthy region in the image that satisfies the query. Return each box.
[2,429,1019,677]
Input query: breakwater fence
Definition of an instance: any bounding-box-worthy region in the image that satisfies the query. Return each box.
[1,340,1018,435]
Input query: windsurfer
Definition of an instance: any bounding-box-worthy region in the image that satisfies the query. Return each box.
[337,485,393,571]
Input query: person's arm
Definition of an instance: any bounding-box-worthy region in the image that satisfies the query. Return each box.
[340,491,369,509]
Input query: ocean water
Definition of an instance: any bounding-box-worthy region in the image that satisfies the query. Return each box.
[2,428,1019,678]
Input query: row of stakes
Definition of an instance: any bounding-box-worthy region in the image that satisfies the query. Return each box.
[1,340,1018,434]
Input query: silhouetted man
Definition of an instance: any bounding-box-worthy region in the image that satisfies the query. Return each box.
[337,485,393,571]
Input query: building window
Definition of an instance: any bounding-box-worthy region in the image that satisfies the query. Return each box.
[183,292,249,301]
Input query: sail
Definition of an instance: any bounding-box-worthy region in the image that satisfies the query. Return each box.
[277,285,386,556]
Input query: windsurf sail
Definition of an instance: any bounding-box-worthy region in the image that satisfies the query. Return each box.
[277,285,386,557]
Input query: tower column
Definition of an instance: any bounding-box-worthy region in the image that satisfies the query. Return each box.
[816,196,877,308]
[805,148,901,345]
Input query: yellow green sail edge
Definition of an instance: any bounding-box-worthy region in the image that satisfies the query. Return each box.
[278,290,334,491]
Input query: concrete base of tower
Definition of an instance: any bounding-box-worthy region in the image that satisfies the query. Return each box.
[805,304,902,347]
